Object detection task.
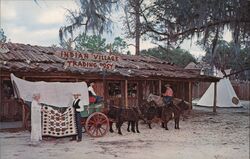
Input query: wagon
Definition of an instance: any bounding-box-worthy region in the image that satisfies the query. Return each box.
[80,103,109,137]
[11,74,110,138]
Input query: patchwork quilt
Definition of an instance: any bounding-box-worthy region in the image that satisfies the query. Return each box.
[42,104,77,137]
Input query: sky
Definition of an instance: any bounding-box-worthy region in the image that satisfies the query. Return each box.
[1,0,232,58]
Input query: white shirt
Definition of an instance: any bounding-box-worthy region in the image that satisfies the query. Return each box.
[31,100,42,142]
[73,98,84,112]
[88,86,97,96]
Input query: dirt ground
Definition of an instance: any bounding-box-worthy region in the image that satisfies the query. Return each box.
[0,102,249,159]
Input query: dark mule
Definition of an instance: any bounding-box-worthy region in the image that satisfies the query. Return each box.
[107,101,141,135]
[127,107,142,133]
[161,100,189,130]
[137,100,162,129]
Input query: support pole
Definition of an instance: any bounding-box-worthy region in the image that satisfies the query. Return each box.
[22,76,26,129]
[188,81,193,112]
[213,82,217,113]
[159,80,162,95]
[125,80,128,108]
[22,104,25,128]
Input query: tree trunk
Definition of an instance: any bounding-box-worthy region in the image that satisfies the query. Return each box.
[134,0,140,55]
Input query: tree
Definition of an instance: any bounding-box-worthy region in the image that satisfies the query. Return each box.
[60,0,146,55]
[0,28,7,43]
[59,0,118,43]
[140,0,250,77]
[123,0,145,55]
[75,34,107,52]
[199,40,250,78]
[59,38,75,51]
[142,0,250,47]
[111,37,128,53]
[141,47,196,67]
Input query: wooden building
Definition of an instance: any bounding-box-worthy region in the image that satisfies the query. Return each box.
[0,42,219,122]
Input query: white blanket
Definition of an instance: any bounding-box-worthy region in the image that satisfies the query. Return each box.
[11,74,89,107]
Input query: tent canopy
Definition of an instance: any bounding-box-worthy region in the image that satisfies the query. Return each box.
[11,74,89,107]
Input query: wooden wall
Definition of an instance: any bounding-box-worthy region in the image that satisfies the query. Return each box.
[0,72,195,121]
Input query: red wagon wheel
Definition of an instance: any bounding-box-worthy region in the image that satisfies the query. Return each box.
[85,112,109,137]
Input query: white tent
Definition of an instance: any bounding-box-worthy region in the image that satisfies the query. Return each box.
[197,69,242,108]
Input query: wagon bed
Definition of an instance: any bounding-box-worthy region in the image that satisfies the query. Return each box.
[80,103,109,137]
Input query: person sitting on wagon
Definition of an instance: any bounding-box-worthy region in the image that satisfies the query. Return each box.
[88,82,103,104]
[70,92,84,142]
[162,84,173,106]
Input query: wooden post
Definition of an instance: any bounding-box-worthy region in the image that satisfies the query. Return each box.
[159,80,162,95]
[22,76,26,128]
[125,80,128,108]
[213,82,217,113]
[188,81,192,112]
[22,104,25,128]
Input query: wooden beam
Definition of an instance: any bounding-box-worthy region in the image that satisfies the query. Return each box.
[22,76,26,129]
[188,81,192,112]
[22,104,26,128]
[213,82,217,113]
[158,80,162,95]
[125,80,128,108]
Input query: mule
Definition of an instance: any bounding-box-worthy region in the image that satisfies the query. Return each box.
[147,93,190,117]
[146,94,190,129]
[147,93,189,107]
[107,101,141,135]
[127,107,142,133]
[138,100,162,129]
[161,100,189,130]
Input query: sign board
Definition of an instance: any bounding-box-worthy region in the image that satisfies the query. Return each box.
[55,51,120,70]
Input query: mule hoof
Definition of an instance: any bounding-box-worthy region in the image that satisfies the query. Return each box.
[110,130,114,133]
[137,131,140,133]
[127,129,130,132]
[118,132,123,135]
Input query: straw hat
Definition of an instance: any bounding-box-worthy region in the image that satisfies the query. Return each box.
[32,93,40,98]
[72,92,81,96]
[165,84,171,87]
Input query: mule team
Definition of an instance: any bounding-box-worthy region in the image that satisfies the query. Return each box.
[106,93,190,135]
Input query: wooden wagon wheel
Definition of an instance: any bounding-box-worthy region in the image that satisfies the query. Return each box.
[85,112,109,137]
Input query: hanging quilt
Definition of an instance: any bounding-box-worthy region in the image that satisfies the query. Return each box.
[42,104,77,137]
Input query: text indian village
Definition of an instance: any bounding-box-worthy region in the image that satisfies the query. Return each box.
[59,51,119,70]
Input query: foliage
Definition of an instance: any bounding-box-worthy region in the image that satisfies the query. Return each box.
[75,34,107,52]
[141,47,196,67]
[74,34,128,53]
[111,37,128,53]
[200,40,250,72]
[59,0,118,43]
[59,38,75,51]
[142,0,250,48]
[0,28,7,43]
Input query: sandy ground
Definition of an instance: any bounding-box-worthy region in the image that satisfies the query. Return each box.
[0,101,249,159]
